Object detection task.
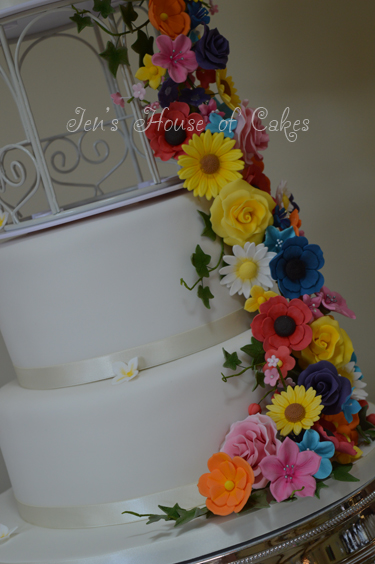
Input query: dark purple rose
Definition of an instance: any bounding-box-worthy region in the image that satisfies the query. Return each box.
[298,360,351,415]
[194,26,229,70]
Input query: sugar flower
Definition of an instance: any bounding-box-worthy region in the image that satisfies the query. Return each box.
[219,242,276,299]
[263,346,296,378]
[0,524,17,543]
[248,403,262,415]
[187,1,210,28]
[298,315,354,370]
[264,225,295,254]
[338,361,367,401]
[251,295,313,352]
[336,444,362,465]
[197,452,254,516]
[210,179,275,246]
[112,358,139,384]
[302,293,323,320]
[272,205,290,231]
[197,67,216,89]
[264,367,280,385]
[177,130,244,200]
[289,208,302,236]
[320,411,359,447]
[178,87,211,107]
[132,83,146,100]
[209,2,219,15]
[216,68,241,111]
[270,236,325,299]
[234,102,269,164]
[318,286,356,319]
[259,437,321,502]
[158,77,179,108]
[152,35,198,83]
[206,111,237,139]
[111,92,125,108]
[148,0,190,39]
[194,25,229,70]
[341,392,361,424]
[267,385,323,436]
[244,285,278,313]
[220,414,281,489]
[297,429,335,480]
[313,418,357,457]
[135,54,166,90]
[242,159,271,194]
[298,361,352,415]
[0,209,8,229]
[198,98,224,124]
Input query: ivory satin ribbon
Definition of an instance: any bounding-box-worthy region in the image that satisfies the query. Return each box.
[14,309,248,390]
[16,483,205,529]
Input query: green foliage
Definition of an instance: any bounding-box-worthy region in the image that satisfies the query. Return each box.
[123,504,209,527]
[191,245,211,278]
[252,370,265,391]
[331,463,359,482]
[198,211,216,241]
[93,0,115,18]
[70,12,93,33]
[99,41,129,77]
[241,337,265,369]
[314,480,328,499]
[131,29,154,67]
[243,488,271,511]
[197,284,214,309]
[120,3,138,30]
[222,349,242,370]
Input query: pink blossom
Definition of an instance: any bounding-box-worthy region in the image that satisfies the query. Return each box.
[264,367,280,386]
[152,35,198,84]
[221,414,281,489]
[234,101,269,164]
[263,346,296,378]
[302,294,323,320]
[111,92,124,108]
[198,98,225,124]
[132,83,146,100]
[144,101,160,113]
[317,286,356,319]
[209,0,219,15]
[259,437,320,502]
[277,376,294,388]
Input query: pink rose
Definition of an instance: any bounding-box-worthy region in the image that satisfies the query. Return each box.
[220,414,281,489]
[235,102,269,165]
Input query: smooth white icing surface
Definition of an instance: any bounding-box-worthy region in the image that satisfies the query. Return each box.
[0,191,245,371]
[0,330,258,510]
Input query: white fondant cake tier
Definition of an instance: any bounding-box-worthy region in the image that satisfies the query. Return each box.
[0,190,246,387]
[0,330,257,527]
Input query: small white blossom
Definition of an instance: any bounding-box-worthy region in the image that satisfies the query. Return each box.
[267,355,280,368]
[0,524,17,543]
[112,358,139,384]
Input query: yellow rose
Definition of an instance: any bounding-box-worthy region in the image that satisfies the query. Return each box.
[210,179,275,247]
[298,315,354,369]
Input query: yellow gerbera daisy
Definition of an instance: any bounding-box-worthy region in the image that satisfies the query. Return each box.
[266,385,323,436]
[135,54,166,90]
[177,130,244,200]
[216,69,242,111]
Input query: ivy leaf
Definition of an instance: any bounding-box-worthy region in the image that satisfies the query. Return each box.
[315,480,329,499]
[358,403,375,432]
[120,3,138,31]
[331,463,360,482]
[158,504,182,520]
[248,488,270,510]
[70,13,93,33]
[222,348,242,370]
[242,337,265,368]
[252,370,265,391]
[191,245,211,278]
[174,506,208,527]
[197,285,214,309]
[131,29,154,67]
[100,41,129,77]
[198,210,216,241]
[93,0,115,18]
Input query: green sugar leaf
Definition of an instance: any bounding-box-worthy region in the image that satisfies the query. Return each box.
[100,41,129,77]
[70,13,93,33]
[198,210,216,241]
[174,506,208,527]
[131,29,154,67]
[120,3,138,30]
[197,285,214,309]
[331,463,359,482]
[252,370,265,391]
[222,349,242,370]
[315,480,329,499]
[93,0,115,18]
[191,245,211,278]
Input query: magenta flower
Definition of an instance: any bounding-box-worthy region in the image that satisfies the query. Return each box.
[302,293,323,320]
[317,286,356,319]
[259,437,321,502]
[198,98,225,124]
[111,92,125,108]
[152,35,198,84]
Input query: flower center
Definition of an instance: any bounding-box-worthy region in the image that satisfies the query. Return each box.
[160,12,169,21]
[285,403,306,423]
[200,154,220,174]
[274,315,296,337]
[221,79,231,96]
[224,480,235,491]
[285,258,306,281]
[164,126,187,146]
[149,66,159,76]
[237,259,258,281]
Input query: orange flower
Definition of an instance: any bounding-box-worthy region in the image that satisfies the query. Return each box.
[322,412,359,445]
[289,208,302,235]
[198,452,254,516]
[149,0,190,39]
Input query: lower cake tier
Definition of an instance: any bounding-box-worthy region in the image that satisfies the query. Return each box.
[0,329,258,528]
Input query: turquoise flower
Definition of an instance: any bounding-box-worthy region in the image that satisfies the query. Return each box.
[297,429,335,480]
[264,225,295,254]
[205,112,237,138]
[341,391,361,424]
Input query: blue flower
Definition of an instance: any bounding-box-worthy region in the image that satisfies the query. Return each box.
[270,236,325,299]
[272,205,290,230]
[264,225,296,253]
[298,429,335,480]
[158,78,179,108]
[178,87,211,107]
[342,391,361,423]
[205,112,237,138]
[187,1,210,29]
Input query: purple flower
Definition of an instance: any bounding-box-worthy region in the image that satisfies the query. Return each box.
[194,25,229,70]
[298,360,352,415]
[179,87,211,107]
[158,78,179,108]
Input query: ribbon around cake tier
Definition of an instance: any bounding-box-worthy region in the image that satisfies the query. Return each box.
[13,309,247,390]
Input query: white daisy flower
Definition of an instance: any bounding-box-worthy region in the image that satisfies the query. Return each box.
[219,242,276,299]
[0,524,17,543]
[338,361,367,401]
[112,358,139,385]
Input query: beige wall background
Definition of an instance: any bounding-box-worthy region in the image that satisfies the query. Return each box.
[0,0,374,494]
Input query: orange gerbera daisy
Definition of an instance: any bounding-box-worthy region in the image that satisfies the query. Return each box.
[149,0,190,39]
[198,452,254,516]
